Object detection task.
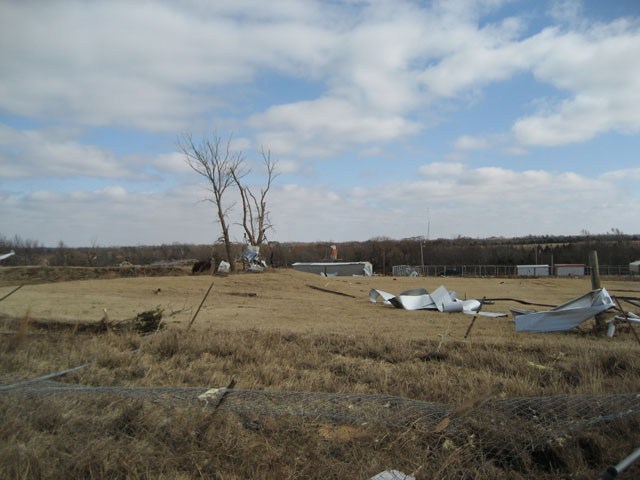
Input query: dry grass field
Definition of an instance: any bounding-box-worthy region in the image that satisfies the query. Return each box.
[1,267,639,479]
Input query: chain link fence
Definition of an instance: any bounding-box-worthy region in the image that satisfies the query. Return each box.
[392,264,632,277]
[3,378,639,458]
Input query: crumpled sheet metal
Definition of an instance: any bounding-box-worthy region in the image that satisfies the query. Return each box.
[515,288,615,333]
[370,470,415,480]
[369,285,504,317]
[0,250,15,261]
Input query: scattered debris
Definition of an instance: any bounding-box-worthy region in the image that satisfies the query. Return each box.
[613,312,640,324]
[192,259,212,274]
[7,308,163,335]
[243,245,267,272]
[609,297,640,346]
[597,445,640,480]
[0,284,23,303]
[217,261,231,273]
[0,363,90,391]
[0,250,15,262]
[227,292,257,297]
[198,378,236,410]
[133,307,164,334]
[369,286,506,317]
[514,288,616,333]
[370,470,415,480]
[187,281,214,331]
[617,296,640,309]
[485,297,555,308]
[464,297,485,339]
[293,261,373,277]
[308,285,356,298]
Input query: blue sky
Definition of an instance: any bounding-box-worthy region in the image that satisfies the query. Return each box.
[1,0,639,247]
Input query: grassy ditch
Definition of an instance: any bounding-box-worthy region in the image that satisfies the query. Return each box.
[1,320,640,479]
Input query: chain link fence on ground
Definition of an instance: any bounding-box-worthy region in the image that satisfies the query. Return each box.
[2,379,639,457]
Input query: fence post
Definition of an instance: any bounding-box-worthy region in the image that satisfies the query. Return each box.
[589,251,606,334]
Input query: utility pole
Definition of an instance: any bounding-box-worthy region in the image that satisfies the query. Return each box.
[423,208,430,276]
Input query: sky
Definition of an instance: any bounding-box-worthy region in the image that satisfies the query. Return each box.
[1,0,639,247]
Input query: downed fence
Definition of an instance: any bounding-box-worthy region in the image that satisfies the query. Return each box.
[2,378,640,457]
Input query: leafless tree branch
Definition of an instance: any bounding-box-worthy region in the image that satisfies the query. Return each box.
[231,148,278,246]
[179,133,244,272]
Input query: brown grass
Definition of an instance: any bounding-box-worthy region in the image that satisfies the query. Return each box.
[1,268,640,478]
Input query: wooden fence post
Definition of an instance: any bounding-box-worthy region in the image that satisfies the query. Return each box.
[590,250,606,333]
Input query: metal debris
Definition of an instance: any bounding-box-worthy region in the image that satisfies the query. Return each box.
[369,286,506,317]
[514,288,616,333]
[370,470,415,480]
[0,250,15,261]
[244,245,267,272]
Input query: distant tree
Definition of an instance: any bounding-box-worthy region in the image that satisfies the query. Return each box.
[179,133,244,272]
[55,240,68,266]
[86,236,99,267]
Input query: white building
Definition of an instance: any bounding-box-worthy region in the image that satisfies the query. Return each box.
[516,265,550,276]
[555,264,586,276]
[630,260,640,274]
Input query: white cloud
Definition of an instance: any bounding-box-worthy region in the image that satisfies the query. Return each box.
[454,135,489,150]
[1,182,217,247]
[274,160,301,174]
[600,168,640,181]
[0,124,142,179]
[418,14,529,97]
[410,162,609,208]
[3,0,638,153]
[153,152,191,175]
[548,0,585,25]
[419,162,466,177]
[514,20,640,145]
[413,8,640,148]
[0,0,335,132]
[2,157,639,246]
[250,97,422,157]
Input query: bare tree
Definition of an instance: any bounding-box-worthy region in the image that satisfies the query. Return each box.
[231,148,278,246]
[179,133,244,272]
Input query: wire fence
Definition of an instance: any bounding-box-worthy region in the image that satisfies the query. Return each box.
[2,378,640,455]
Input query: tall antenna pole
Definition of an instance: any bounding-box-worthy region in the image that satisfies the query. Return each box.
[422,208,430,276]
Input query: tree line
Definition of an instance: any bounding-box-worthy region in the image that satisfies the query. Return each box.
[2,233,639,273]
